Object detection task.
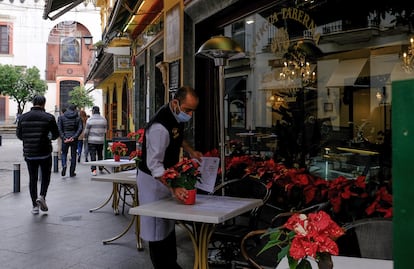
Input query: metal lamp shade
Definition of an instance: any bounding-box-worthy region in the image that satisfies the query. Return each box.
[197,35,244,64]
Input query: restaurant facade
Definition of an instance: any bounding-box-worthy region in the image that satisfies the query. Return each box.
[43,0,414,267]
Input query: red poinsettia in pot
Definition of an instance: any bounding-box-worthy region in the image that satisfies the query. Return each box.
[161,158,202,205]
[107,141,128,161]
[259,210,345,269]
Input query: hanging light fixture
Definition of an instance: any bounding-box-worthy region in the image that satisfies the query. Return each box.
[401,37,414,73]
[278,43,316,87]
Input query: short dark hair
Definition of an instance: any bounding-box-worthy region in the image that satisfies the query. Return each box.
[92,106,100,114]
[173,86,198,103]
[32,95,46,106]
[68,104,77,110]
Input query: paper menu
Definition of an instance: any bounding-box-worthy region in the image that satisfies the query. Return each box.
[195,157,220,193]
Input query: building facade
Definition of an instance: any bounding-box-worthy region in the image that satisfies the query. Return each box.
[0,0,102,122]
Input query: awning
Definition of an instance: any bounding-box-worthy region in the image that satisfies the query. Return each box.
[101,0,131,43]
[43,0,84,20]
[326,58,367,87]
[370,54,399,88]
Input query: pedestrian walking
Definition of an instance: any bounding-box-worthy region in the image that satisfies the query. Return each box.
[16,95,60,214]
[84,106,107,176]
[58,104,83,177]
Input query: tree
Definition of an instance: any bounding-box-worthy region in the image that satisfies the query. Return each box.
[68,85,94,109]
[0,64,47,114]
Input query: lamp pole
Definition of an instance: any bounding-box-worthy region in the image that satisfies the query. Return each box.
[218,61,226,187]
[196,36,244,187]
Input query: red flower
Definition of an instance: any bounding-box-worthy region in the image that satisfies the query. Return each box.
[365,186,393,217]
[107,142,128,156]
[127,128,145,143]
[161,158,202,190]
[261,211,344,267]
[127,128,145,162]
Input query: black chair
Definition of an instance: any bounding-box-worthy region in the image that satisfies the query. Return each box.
[343,218,393,260]
[207,177,272,267]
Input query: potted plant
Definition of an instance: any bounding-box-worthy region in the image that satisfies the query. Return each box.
[259,210,344,269]
[107,141,128,161]
[127,128,145,165]
[161,157,202,204]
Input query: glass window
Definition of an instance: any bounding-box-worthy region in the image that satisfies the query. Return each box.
[221,4,413,182]
[0,24,10,54]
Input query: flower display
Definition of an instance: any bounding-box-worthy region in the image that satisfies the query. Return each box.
[161,158,202,190]
[127,128,145,143]
[260,211,344,269]
[107,141,128,156]
[127,128,145,163]
[221,151,393,223]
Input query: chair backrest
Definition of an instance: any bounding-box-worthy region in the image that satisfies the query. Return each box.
[212,177,271,228]
[343,218,393,260]
[270,201,331,227]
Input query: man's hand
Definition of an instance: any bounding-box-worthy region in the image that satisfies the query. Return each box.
[64,137,74,143]
[172,187,189,202]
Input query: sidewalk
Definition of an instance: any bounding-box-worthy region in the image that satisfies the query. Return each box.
[0,137,29,198]
[0,138,197,269]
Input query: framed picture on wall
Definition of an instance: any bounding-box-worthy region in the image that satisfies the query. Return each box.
[60,37,80,64]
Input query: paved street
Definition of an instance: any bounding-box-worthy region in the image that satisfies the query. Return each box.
[0,137,199,269]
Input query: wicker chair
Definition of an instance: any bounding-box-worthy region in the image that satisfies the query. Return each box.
[343,218,393,260]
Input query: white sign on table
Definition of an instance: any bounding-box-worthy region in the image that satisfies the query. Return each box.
[195,157,220,193]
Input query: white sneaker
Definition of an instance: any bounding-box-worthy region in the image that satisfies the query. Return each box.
[91,170,97,176]
[31,206,39,214]
[36,196,48,212]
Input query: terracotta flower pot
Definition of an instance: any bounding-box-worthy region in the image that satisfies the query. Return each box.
[183,189,196,205]
[114,155,121,162]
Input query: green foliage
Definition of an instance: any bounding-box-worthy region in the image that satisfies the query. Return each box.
[0,64,46,114]
[68,85,94,109]
[259,228,294,263]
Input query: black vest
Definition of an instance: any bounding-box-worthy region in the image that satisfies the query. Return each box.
[139,104,184,175]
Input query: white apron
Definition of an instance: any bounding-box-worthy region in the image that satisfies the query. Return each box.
[136,169,176,241]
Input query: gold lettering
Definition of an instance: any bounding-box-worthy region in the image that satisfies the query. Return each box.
[268,12,279,24]
[292,8,299,20]
[302,13,310,27]
[297,9,304,22]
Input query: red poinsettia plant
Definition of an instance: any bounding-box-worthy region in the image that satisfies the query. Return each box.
[127,128,145,163]
[161,157,202,190]
[107,141,128,156]
[260,211,344,269]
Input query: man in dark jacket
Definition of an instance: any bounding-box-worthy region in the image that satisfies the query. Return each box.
[16,95,59,214]
[58,104,83,177]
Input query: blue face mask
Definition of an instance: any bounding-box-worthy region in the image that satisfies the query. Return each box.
[177,105,192,122]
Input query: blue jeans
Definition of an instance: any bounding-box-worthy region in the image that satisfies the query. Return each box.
[61,140,77,175]
[77,140,83,156]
